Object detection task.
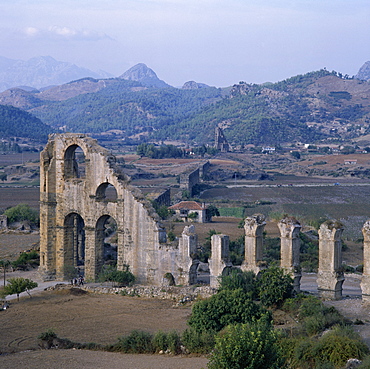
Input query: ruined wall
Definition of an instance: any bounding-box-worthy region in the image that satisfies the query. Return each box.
[39,134,197,286]
[0,215,7,231]
[180,167,200,196]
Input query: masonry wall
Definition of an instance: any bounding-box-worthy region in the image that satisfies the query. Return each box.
[39,134,189,286]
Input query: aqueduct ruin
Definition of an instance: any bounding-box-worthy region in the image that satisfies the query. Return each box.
[39,133,370,301]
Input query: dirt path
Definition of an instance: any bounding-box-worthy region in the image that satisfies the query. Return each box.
[0,350,209,369]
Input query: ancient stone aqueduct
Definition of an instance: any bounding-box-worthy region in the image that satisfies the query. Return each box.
[39,133,370,301]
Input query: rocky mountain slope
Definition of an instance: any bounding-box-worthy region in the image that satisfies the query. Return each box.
[119,63,170,88]
[355,61,370,81]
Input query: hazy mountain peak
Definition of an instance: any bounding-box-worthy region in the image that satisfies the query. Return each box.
[182,81,210,89]
[355,61,370,81]
[119,63,171,88]
[0,55,112,92]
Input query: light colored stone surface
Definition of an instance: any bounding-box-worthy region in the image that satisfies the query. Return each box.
[278,217,301,293]
[39,134,207,286]
[317,221,344,300]
[241,213,266,275]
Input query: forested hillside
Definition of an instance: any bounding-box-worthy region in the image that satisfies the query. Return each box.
[155,70,370,145]
[31,79,224,135]
[2,69,370,145]
[0,105,53,140]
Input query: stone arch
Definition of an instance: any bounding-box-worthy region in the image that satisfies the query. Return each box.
[63,213,85,273]
[95,215,118,276]
[40,133,167,284]
[96,182,118,202]
[163,272,175,286]
[64,144,86,179]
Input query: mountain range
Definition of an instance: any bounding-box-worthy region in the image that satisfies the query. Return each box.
[0,56,113,92]
[1,58,370,146]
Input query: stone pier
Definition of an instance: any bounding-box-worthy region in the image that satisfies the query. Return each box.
[177,225,199,285]
[361,221,370,303]
[317,221,344,300]
[278,217,302,293]
[241,214,266,275]
[208,234,232,288]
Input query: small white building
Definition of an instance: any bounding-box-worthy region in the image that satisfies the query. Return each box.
[169,201,209,223]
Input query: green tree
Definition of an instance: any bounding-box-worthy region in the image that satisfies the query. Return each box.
[188,288,269,333]
[207,317,284,369]
[4,204,39,225]
[207,204,220,218]
[258,265,293,307]
[4,277,38,302]
[218,269,257,299]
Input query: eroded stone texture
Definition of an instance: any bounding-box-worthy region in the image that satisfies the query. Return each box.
[361,220,370,302]
[241,214,266,275]
[278,216,301,293]
[39,133,198,286]
[177,225,199,285]
[317,221,344,300]
[208,234,232,287]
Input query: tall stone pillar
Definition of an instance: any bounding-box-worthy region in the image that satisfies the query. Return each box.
[84,227,98,282]
[361,221,370,302]
[278,217,301,293]
[177,225,198,285]
[209,234,232,288]
[241,214,266,275]
[317,221,344,300]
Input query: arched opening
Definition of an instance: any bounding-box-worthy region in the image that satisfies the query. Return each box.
[96,182,118,202]
[64,145,86,179]
[95,215,118,276]
[64,213,85,278]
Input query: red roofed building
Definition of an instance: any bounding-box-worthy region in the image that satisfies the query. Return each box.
[168,201,209,223]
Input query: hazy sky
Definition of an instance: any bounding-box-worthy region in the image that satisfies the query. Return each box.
[1,0,369,87]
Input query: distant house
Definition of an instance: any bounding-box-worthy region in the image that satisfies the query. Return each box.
[169,201,209,223]
[262,146,275,153]
[344,159,357,165]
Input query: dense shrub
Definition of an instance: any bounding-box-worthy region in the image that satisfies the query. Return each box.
[218,269,257,299]
[188,288,269,333]
[12,250,39,269]
[4,203,39,225]
[258,265,293,307]
[207,317,284,369]
[292,326,369,369]
[116,330,154,353]
[181,328,215,354]
[151,330,181,354]
[166,331,181,354]
[98,265,135,287]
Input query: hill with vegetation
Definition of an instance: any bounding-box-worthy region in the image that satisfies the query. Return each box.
[0,105,53,140]
[1,69,370,145]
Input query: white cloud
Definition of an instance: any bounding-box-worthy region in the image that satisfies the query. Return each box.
[24,27,39,37]
[21,25,113,41]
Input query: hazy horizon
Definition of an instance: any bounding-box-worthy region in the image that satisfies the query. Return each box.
[1,0,369,87]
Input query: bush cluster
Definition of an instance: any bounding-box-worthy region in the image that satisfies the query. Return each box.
[4,204,39,225]
[98,265,135,287]
[12,250,40,270]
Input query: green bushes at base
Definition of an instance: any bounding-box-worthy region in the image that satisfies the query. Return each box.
[207,317,283,369]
